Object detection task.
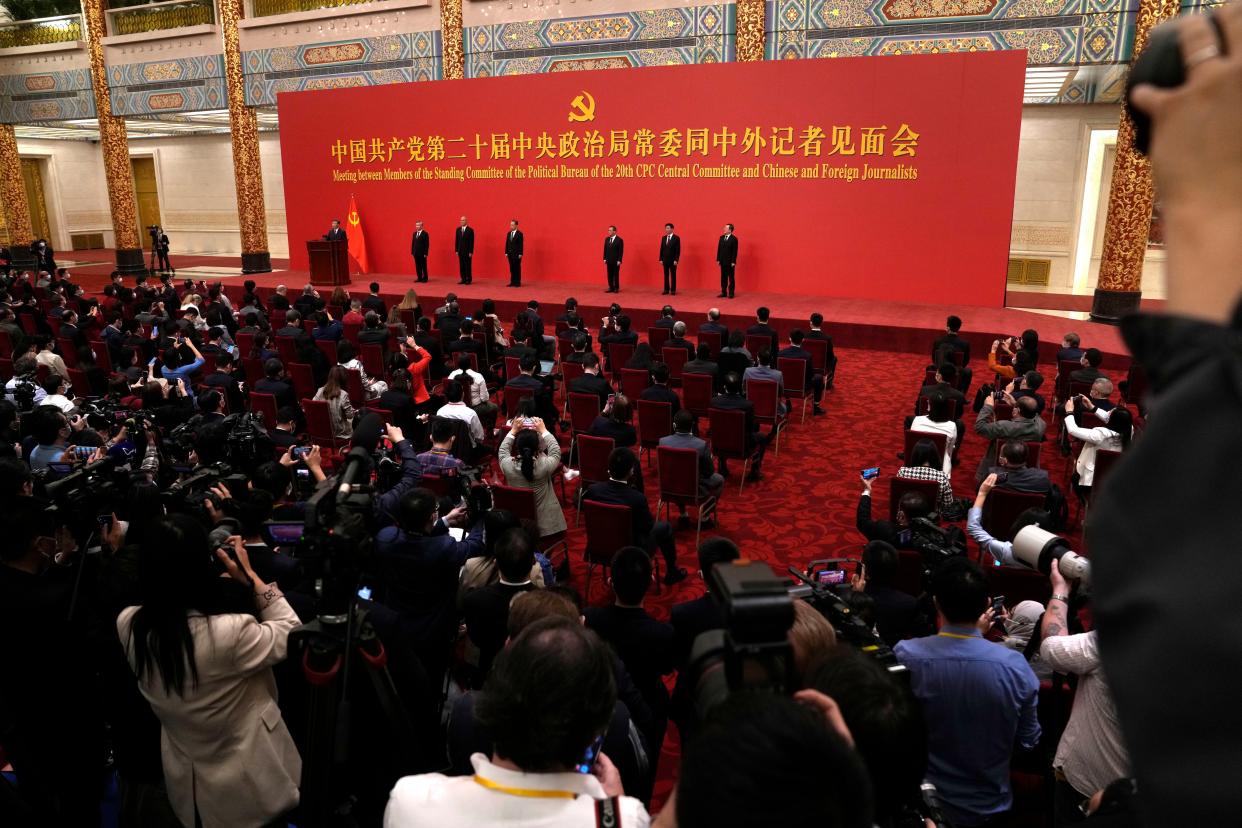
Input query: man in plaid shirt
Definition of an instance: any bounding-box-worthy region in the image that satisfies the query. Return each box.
[414,418,465,483]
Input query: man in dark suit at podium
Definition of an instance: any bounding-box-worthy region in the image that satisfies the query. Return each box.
[505,219,524,287]
[659,222,680,296]
[454,216,474,284]
[410,220,429,283]
[603,226,623,293]
[716,223,738,299]
[326,219,347,242]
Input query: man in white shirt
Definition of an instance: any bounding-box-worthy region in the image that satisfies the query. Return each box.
[39,374,76,413]
[448,355,499,433]
[1041,561,1130,824]
[35,338,69,379]
[384,617,649,827]
[435,379,485,447]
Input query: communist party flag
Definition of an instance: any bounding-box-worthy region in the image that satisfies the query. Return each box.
[346,194,370,274]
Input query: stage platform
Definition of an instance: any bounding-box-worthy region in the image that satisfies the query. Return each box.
[238,271,1132,367]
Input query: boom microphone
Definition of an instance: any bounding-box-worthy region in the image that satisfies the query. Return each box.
[335,412,383,498]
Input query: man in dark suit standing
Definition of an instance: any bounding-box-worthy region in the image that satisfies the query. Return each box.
[504,219,524,287]
[603,226,623,293]
[410,220,429,283]
[454,215,474,285]
[716,223,738,299]
[659,222,680,296]
[326,219,347,241]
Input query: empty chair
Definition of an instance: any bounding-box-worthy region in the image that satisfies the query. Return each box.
[620,368,650,402]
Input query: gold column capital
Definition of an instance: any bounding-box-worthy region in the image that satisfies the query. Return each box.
[0,125,36,252]
[440,0,464,80]
[219,0,271,269]
[82,0,142,258]
[735,0,765,62]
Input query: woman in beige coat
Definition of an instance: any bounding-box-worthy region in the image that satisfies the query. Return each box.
[117,514,301,828]
[497,417,566,538]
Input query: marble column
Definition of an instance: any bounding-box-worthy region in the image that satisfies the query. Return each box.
[1089,0,1181,323]
[219,0,271,273]
[440,0,464,80]
[735,0,765,62]
[82,0,145,274]
[0,125,38,271]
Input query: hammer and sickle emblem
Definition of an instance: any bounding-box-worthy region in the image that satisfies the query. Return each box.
[348,211,360,226]
[568,90,596,123]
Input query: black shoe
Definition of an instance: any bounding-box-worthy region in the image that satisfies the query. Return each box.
[717,293,727,298]
[745,469,763,482]
[670,290,676,296]
[458,280,467,285]
[728,293,735,299]
[677,515,691,530]
[662,290,669,295]
[813,405,826,416]
[663,567,689,586]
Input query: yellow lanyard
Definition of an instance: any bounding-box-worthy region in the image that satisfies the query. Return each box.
[938,631,977,639]
[473,775,578,800]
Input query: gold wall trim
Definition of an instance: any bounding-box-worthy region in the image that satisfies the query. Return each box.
[0,15,82,49]
[109,0,215,36]
[219,0,270,255]
[0,126,35,251]
[735,0,764,62]
[440,0,464,80]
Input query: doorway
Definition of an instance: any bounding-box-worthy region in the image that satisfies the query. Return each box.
[131,156,162,249]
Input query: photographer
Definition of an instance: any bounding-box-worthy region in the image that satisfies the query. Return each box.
[150,226,171,273]
[974,393,1045,486]
[851,540,926,645]
[373,423,421,528]
[116,514,301,827]
[1040,561,1129,825]
[1063,397,1133,500]
[4,355,44,409]
[857,470,932,547]
[160,335,205,386]
[968,473,1055,567]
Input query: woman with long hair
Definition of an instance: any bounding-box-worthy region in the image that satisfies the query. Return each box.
[896,437,956,513]
[497,418,566,539]
[397,288,421,318]
[480,297,509,350]
[337,341,387,398]
[312,364,357,439]
[330,286,350,311]
[1065,397,1133,499]
[249,331,277,362]
[116,514,301,828]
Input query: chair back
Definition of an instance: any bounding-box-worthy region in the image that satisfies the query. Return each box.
[417,473,455,498]
[803,338,828,374]
[360,343,385,379]
[57,339,79,367]
[985,566,1052,607]
[661,346,688,386]
[1092,448,1123,493]
[270,309,287,329]
[1122,362,1147,407]
[249,391,279,427]
[345,368,366,406]
[342,321,361,344]
[889,477,941,522]
[904,429,947,468]
[288,362,316,401]
[946,349,965,367]
[503,385,533,419]
[620,368,649,401]
[582,500,634,567]
[242,357,265,386]
[992,402,1014,422]
[363,404,394,426]
[568,392,601,434]
[637,399,674,451]
[92,345,113,375]
[744,334,771,360]
[67,367,91,395]
[920,367,937,388]
[315,339,338,364]
[491,482,540,524]
[1025,440,1042,469]
[561,360,586,391]
[504,356,521,381]
[400,308,418,329]
[708,407,747,460]
[983,489,1048,542]
[778,357,808,395]
[746,379,780,422]
[682,372,714,418]
[1055,360,1079,403]
[302,398,337,446]
[275,336,298,366]
[606,342,635,378]
[0,329,12,356]
[647,326,670,353]
[698,330,722,360]
[302,320,317,335]
[235,331,256,356]
[577,434,614,486]
[556,337,574,361]
[658,446,701,501]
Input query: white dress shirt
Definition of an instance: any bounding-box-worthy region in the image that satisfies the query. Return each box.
[383,753,649,828]
[448,368,489,407]
[437,401,484,445]
[1065,408,1123,486]
[910,415,958,476]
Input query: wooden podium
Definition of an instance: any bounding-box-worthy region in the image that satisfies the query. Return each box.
[307,239,350,286]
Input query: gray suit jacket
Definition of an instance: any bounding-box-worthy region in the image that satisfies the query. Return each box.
[974,405,1046,484]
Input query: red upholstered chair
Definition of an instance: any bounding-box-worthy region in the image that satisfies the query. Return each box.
[1025,440,1042,469]
[360,343,385,380]
[560,361,586,411]
[920,366,937,388]
[567,391,601,437]
[581,500,639,603]
[302,398,343,449]
[573,434,615,522]
[492,482,569,566]
[1122,362,1147,408]
[985,565,1052,607]
[1092,448,1123,494]
[992,402,1014,422]
[275,336,297,366]
[778,356,813,424]
[67,368,91,398]
[803,338,829,376]
[621,368,649,402]
[269,309,287,329]
[661,346,688,388]
[249,391,279,428]
[503,386,533,420]
[57,340,79,368]
[708,407,752,494]
[345,369,366,407]
[657,445,718,550]
[400,308,418,329]
[242,357,265,387]
[1054,360,1080,404]
[504,356,521,382]
[288,362,316,401]
[698,330,722,360]
[647,327,670,353]
[92,345,113,375]
[744,334,771,360]
[556,337,574,362]
[417,474,455,498]
[606,343,634,379]
[889,477,941,522]
[342,321,361,344]
[235,331,256,357]
[681,372,714,421]
[904,430,947,469]
[745,378,785,455]
[363,404,394,427]
[637,399,673,465]
[315,339,338,365]
[982,489,1047,543]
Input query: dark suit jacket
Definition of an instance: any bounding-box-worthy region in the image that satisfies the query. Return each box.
[778,345,815,385]
[327,228,347,241]
[603,235,624,265]
[275,325,302,338]
[717,350,753,380]
[583,479,653,540]
[569,373,613,409]
[410,230,429,257]
[919,381,966,404]
[716,233,738,265]
[357,327,390,348]
[294,295,323,317]
[414,332,448,380]
[362,294,386,317]
[665,337,695,359]
[588,416,637,449]
[639,384,680,408]
[710,393,757,442]
[584,605,675,716]
[521,310,545,341]
[867,584,921,647]
[378,389,421,435]
[253,377,296,409]
[855,493,902,545]
[746,323,779,356]
[202,370,244,413]
[698,321,728,341]
[463,581,534,677]
[931,333,970,366]
[671,595,724,666]
[504,229,524,258]
[269,294,290,311]
[455,226,475,256]
[653,318,677,330]
[659,234,681,264]
[994,465,1051,495]
[437,314,463,342]
[1071,366,1105,384]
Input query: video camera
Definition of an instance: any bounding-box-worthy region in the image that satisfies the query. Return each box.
[38,456,127,535]
[900,517,967,564]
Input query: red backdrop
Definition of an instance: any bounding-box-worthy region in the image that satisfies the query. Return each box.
[278,51,1024,306]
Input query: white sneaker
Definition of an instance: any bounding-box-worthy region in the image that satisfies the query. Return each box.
[563,469,580,481]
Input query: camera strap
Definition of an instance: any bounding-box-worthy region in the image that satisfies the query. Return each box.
[595,796,622,828]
